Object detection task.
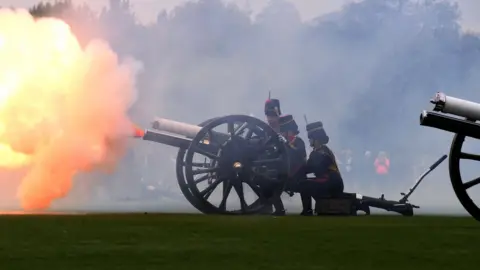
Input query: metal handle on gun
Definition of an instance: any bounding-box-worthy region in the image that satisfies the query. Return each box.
[399,154,448,204]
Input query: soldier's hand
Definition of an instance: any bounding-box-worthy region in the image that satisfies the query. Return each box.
[277,134,287,143]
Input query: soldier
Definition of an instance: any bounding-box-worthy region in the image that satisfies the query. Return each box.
[260,115,307,216]
[278,114,307,180]
[259,98,281,215]
[264,98,281,132]
[299,121,344,216]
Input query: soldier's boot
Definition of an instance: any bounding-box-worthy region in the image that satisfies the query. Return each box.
[271,196,286,216]
[300,209,313,216]
[300,192,313,216]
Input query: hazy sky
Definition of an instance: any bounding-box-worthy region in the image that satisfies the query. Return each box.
[3,0,480,31]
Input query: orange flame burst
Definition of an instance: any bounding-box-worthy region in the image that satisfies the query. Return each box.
[0,9,140,210]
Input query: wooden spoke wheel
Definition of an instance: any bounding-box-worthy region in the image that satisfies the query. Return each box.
[184,115,289,215]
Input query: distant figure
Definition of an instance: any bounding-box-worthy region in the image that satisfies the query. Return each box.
[338,148,354,189]
[357,150,374,189]
[364,150,373,171]
[374,151,390,190]
[374,151,390,175]
[342,149,353,174]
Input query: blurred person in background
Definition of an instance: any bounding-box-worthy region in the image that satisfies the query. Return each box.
[340,148,354,189]
[374,151,390,191]
[355,150,374,192]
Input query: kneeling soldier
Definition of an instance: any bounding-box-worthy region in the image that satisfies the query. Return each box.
[299,121,344,216]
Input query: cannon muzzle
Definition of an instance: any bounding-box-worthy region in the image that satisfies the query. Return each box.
[132,124,145,138]
[130,117,233,149]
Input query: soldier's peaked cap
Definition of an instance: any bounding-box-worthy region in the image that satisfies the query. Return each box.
[279,114,298,133]
[264,99,281,116]
[306,121,329,144]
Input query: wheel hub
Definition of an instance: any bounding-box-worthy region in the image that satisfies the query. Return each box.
[233,161,243,170]
[217,138,253,182]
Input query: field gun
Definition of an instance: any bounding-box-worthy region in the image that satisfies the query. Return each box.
[420,92,480,221]
[133,114,444,216]
[138,115,291,215]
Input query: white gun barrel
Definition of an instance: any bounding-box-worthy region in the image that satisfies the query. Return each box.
[151,117,231,142]
[431,92,480,121]
[420,92,480,140]
[152,118,203,138]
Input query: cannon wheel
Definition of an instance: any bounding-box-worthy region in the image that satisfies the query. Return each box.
[176,117,219,214]
[184,115,289,215]
[449,133,480,221]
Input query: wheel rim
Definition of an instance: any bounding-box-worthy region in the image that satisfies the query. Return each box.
[175,118,219,214]
[176,148,212,213]
[184,115,289,215]
[449,133,480,221]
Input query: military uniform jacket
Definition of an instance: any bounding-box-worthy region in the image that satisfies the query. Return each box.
[305,145,343,183]
[286,136,307,177]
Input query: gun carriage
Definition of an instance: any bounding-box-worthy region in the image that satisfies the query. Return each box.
[134,114,444,216]
[420,92,480,221]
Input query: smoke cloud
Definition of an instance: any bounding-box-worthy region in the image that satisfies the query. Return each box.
[0,7,140,211]
[1,0,479,216]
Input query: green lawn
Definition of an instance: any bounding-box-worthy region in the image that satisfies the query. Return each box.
[0,214,478,270]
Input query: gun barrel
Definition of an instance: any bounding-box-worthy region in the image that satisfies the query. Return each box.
[143,130,192,148]
[431,92,480,121]
[152,118,203,138]
[152,117,231,141]
[420,110,480,140]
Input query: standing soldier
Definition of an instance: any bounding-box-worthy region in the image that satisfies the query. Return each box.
[261,114,307,216]
[299,121,344,216]
[259,97,282,215]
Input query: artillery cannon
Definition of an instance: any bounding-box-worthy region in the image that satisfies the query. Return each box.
[420,92,480,221]
[134,114,444,216]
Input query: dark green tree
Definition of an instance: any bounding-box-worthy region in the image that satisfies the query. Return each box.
[29,0,100,45]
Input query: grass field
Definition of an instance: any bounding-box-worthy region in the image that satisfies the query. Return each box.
[0,214,478,270]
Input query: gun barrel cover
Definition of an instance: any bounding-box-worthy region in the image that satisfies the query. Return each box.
[152,118,203,138]
[431,92,480,121]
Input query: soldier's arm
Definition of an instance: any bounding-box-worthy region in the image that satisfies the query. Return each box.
[290,138,307,160]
